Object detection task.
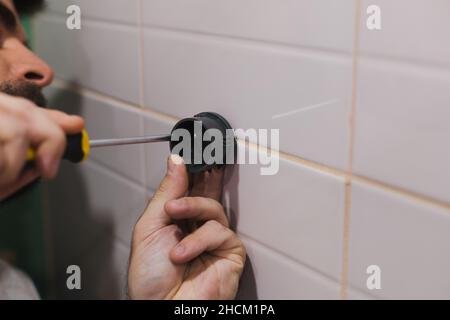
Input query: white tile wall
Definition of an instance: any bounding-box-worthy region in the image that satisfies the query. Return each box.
[77,236,130,299]
[47,162,110,271]
[237,235,340,300]
[353,59,450,204]
[34,14,141,104]
[224,143,345,280]
[45,0,139,25]
[142,29,352,170]
[349,180,450,299]
[142,0,356,53]
[47,160,147,298]
[54,234,130,299]
[360,0,450,67]
[46,86,146,185]
[141,113,176,191]
[34,0,450,299]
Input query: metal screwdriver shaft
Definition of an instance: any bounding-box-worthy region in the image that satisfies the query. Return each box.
[89,134,172,148]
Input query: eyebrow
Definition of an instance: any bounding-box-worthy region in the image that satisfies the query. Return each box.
[0,2,17,33]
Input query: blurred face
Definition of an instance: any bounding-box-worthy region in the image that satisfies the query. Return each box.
[0,0,53,106]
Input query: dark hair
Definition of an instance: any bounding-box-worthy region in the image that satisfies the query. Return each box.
[13,0,45,15]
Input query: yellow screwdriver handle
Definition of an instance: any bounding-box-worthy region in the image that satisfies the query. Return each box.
[26,129,90,164]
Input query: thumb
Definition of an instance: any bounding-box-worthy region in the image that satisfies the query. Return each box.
[152,154,189,209]
[134,154,188,240]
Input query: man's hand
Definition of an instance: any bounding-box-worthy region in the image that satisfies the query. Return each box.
[128,155,246,299]
[0,93,84,200]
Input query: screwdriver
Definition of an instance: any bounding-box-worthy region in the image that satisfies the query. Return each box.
[26,112,236,173]
[26,129,172,163]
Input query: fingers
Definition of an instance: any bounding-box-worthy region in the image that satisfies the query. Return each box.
[27,109,66,178]
[31,108,85,178]
[0,93,85,184]
[165,196,229,228]
[43,109,85,134]
[133,154,189,241]
[189,168,224,201]
[0,113,29,185]
[170,220,243,264]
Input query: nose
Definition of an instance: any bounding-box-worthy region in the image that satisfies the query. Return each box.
[4,38,54,87]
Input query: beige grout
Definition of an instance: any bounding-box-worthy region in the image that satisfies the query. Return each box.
[341,178,352,299]
[341,0,362,300]
[50,77,450,213]
[137,0,145,108]
[352,174,450,211]
[144,23,354,60]
[241,139,346,178]
[42,10,353,60]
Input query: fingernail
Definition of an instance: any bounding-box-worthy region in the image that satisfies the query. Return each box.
[175,243,185,256]
[169,154,184,172]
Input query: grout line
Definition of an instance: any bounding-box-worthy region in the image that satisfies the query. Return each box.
[239,139,346,179]
[137,0,145,108]
[359,51,450,75]
[353,174,450,211]
[41,10,450,74]
[341,0,362,300]
[50,78,450,213]
[341,178,352,299]
[142,23,354,59]
[40,10,450,76]
[53,78,347,178]
[39,11,352,60]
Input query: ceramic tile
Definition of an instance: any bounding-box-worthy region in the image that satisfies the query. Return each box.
[43,0,72,13]
[34,14,140,104]
[80,237,130,299]
[360,0,450,66]
[237,235,340,300]
[142,29,352,169]
[55,236,130,299]
[141,113,176,191]
[47,162,109,271]
[143,0,355,52]
[49,160,147,249]
[45,86,145,185]
[353,59,450,204]
[349,180,450,299]
[223,143,345,280]
[79,0,139,25]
